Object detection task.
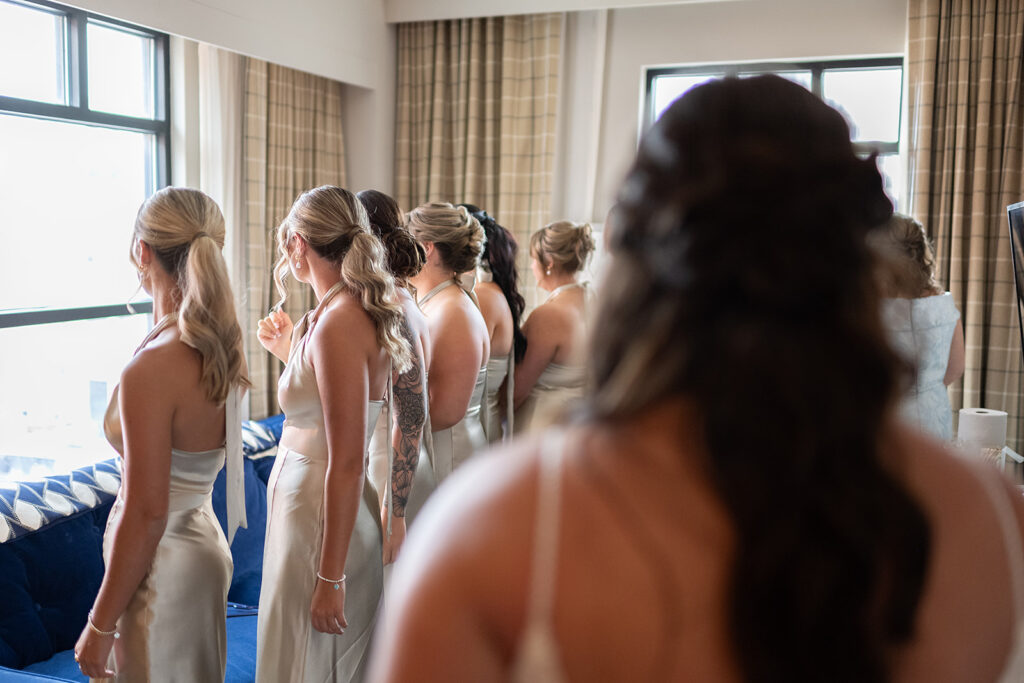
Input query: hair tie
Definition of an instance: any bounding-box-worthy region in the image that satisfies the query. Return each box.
[192,231,210,243]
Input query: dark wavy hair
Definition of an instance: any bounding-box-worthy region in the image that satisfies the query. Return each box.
[357,189,425,284]
[460,204,527,362]
[592,75,930,682]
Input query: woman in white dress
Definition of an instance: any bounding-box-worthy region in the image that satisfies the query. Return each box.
[358,189,430,562]
[74,188,249,681]
[460,205,527,443]
[875,213,965,439]
[254,186,411,683]
[406,203,489,502]
[371,74,1024,683]
[513,221,595,434]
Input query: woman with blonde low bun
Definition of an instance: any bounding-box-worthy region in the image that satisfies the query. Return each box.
[405,202,489,512]
[74,187,249,682]
[254,185,410,683]
[513,220,594,434]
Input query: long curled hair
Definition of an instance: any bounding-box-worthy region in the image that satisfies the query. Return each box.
[274,185,412,373]
[460,204,527,362]
[357,189,425,286]
[406,202,485,275]
[131,187,249,404]
[592,76,930,682]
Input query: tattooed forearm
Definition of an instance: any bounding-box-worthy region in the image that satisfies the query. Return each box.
[390,320,425,518]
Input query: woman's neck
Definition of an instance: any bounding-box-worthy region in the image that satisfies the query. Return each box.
[306,257,343,303]
[542,271,578,293]
[410,264,454,299]
[149,279,179,321]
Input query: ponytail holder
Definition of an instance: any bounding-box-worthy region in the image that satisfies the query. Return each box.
[191,231,210,243]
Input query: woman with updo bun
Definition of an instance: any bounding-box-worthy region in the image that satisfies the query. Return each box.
[373,76,1024,682]
[358,189,429,562]
[460,204,526,443]
[254,186,411,682]
[406,202,489,497]
[513,220,594,434]
[74,188,249,681]
[875,213,964,440]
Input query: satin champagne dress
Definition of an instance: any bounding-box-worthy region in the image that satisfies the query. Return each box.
[402,280,487,523]
[257,282,386,683]
[482,354,514,443]
[97,316,245,683]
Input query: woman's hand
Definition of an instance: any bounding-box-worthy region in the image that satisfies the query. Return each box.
[257,310,293,362]
[381,504,407,565]
[310,577,348,635]
[74,623,117,679]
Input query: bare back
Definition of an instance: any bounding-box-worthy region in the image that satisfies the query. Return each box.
[375,405,1024,682]
[475,280,513,358]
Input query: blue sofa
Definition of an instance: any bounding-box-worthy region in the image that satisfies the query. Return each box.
[0,415,285,682]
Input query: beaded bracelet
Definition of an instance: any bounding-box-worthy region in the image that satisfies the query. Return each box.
[88,610,120,639]
[316,572,347,591]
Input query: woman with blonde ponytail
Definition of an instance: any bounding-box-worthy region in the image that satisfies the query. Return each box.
[73,187,249,682]
[405,202,489,512]
[513,220,594,434]
[254,185,410,683]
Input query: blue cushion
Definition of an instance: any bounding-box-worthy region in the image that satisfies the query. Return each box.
[18,649,83,682]
[0,665,79,681]
[225,612,258,683]
[211,458,268,606]
[0,506,109,669]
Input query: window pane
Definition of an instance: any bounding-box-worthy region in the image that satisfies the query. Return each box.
[0,314,151,484]
[0,113,152,311]
[823,67,902,143]
[87,21,155,118]
[651,74,717,121]
[740,69,812,91]
[877,153,904,211]
[0,1,65,104]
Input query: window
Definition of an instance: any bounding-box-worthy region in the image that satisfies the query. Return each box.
[0,0,169,484]
[644,58,904,209]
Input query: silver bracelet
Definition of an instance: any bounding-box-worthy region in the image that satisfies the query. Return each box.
[316,572,346,590]
[88,610,120,639]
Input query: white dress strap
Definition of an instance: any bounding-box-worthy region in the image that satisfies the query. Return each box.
[525,430,566,624]
[505,353,515,441]
[418,279,455,306]
[224,385,246,545]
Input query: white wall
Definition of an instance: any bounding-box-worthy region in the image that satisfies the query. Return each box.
[554,0,909,224]
[385,0,738,23]
[64,0,389,89]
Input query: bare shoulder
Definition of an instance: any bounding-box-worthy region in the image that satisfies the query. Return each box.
[122,329,197,394]
[313,291,376,348]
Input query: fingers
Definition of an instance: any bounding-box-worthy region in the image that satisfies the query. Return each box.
[311,610,347,635]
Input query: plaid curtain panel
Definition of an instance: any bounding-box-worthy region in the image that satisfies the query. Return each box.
[906,0,1024,447]
[242,59,347,420]
[395,13,563,308]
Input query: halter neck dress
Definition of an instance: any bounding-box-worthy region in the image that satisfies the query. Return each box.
[402,278,487,523]
[256,282,388,683]
[98,315,244,682]
[514,283,587,435]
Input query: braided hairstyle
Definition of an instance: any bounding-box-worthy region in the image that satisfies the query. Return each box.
[591,75,930,683]
[460,204,527,362]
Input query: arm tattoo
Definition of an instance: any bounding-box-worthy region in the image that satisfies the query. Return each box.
[390,318,425,518]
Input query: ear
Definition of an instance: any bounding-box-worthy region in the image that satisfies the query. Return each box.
[289,234,308,258]
[422,241,436,262]
[136,240,153,266]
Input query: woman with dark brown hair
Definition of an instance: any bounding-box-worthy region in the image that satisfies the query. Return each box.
[371,76,1024,682]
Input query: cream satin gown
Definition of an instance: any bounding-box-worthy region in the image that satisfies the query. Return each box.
[402,279,487,523]
[482,354,513,443]
[514,283,587,435]
[257,282,385,683]
[97,315,245,683]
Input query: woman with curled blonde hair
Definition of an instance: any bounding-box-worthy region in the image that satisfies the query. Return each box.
[74,187,249,681]
[405,202,489,514]
[254,185,410,682]
[875,213,964,439]
[513,220,594,434]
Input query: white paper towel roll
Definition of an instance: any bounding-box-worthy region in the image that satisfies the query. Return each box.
[957,408,1008,450]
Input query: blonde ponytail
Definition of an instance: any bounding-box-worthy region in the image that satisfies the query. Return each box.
[276,185,412,373]
[133,187,250,404]
[342,230,412,373]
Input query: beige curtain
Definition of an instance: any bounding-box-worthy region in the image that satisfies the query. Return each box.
[395,14,563,305]
[906,0,1024,447]
[243,59,348,419]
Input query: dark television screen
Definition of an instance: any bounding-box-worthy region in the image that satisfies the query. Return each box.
[1008,201,1024,363]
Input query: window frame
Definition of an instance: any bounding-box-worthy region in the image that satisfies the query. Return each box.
[643,56,903,156]
[0,0,170,327]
